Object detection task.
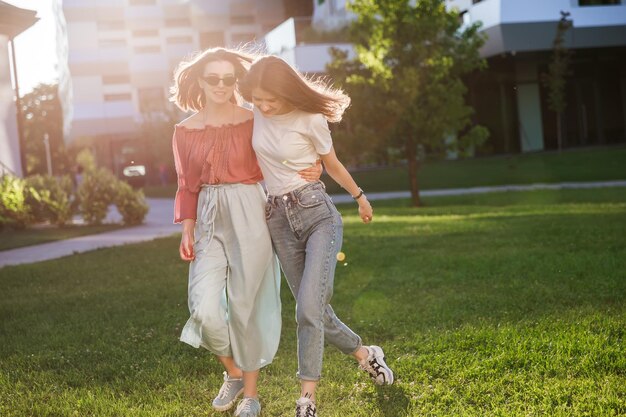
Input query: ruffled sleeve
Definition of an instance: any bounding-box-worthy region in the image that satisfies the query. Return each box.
[172,126,199,223]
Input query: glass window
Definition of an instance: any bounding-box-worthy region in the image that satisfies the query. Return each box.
[231,33,255,45]
[579,0,620,4]
[132,29,159,37]
[230,15,255,25]
[200,31,224,48]
[104,93,132,101]
[102,74,131,84]
[98,20,125,31]
[165,18,191,27]
[166,36,193,44]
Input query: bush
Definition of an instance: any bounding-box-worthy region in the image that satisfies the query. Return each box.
[77,167,118,225]
[114,180,148,226]
[24,175,74,226]
[0,175,31,230]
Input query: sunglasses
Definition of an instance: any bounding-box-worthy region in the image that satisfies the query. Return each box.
[201,74,237,87]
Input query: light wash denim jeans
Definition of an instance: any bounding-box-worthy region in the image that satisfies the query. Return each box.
[265,181,362,381]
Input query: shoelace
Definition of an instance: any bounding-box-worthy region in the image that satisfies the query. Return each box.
[296,402,316,417]
[216,380,234,399]
[361,356,387,382]
[237,398,255,413]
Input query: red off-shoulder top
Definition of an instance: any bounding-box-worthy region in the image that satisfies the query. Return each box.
[172,118,263,223]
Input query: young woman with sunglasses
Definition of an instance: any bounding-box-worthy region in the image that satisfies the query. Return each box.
[239,56,394,417]
[170,48,320,417]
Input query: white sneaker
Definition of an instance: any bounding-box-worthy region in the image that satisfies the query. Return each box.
[295,394,317,417]
[212,371,244,411]
[359,345,394,385]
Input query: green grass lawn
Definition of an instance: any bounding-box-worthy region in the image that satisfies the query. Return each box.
[143,145,626,198]
[0,224,124,252]
[1,189,624,416]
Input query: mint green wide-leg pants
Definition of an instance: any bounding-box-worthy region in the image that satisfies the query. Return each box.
[180,183,281,371]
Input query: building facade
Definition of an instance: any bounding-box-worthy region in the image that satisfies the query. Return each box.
[63,0,285,179]
[266,0,626,154]
[0,1,38,177]
[448,0,626,153]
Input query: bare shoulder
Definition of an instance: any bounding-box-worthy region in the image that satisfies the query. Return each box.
[234,106,254,124]
[177,112,204,129]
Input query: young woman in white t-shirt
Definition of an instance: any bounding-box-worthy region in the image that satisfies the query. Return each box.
[240,55,394,417]
[170,48,321,417]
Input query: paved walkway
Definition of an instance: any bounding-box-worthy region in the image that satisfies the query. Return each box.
[1,179,625,268]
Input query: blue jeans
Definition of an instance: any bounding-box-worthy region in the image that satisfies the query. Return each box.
[265,181,362,381]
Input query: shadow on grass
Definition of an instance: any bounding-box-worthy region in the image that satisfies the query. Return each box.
[372,384,411,416]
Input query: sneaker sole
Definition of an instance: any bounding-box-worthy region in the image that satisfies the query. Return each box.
[377,355,394,385]
[212,387,244,412]
[369,346,394,385]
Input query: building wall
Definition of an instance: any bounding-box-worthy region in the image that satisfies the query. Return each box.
[0,35,23,177]
[63,0,286,176]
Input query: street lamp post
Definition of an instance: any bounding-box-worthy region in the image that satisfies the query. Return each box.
[43,132,52,176]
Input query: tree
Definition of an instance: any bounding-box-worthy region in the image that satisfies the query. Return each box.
[20,83,70,176]
[328,0,489,206]
[542,11,573,152]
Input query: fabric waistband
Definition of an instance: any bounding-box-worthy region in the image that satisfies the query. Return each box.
[267,181,326,205]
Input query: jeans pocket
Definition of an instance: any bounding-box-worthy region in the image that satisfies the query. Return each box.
[297,189,326,208]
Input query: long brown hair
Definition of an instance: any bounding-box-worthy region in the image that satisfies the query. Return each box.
[239,55,350,123]
[169,47,255,112]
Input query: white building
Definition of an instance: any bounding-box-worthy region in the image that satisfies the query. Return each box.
[266,0,626,154]
[63,0,285,178]
[0,1,38,177]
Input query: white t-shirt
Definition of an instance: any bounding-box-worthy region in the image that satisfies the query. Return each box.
[252,107,332,195]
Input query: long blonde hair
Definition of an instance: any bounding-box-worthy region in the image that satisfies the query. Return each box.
[170,47,255,112]
[239,55,350,123]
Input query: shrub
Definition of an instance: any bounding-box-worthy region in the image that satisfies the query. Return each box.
[114,180,149,226]
[24,175,74,226]
[0,175,31,230]
[77,167,118,225]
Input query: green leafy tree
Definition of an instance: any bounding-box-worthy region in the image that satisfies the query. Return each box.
[542,11,573,152]
[20,83,70,176]
[328,0,489,206]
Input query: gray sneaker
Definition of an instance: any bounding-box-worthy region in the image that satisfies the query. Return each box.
[295,395,317,417]
[359,345,394,385]
[212,372,244,411]
[234,397,261,417]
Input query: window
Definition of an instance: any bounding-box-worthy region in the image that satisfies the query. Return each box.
[98,20,125,31]
[200,31,224,48]
[134,45,161,54]
[166,36,193,44]
[579,0,620,4]
[472,0,484,4]
[102,74,131,84]
[132,29,159,37]
[231,33,255,45]
[230,15,255,25]
[459,10,471,26]
[104,93,132,101]
[165,18,191,27]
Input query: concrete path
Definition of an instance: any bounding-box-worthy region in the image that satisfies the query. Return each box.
[0,199,179,268]
[1,179,625,268]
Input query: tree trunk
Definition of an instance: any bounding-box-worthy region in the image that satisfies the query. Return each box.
[405,137,421,207]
